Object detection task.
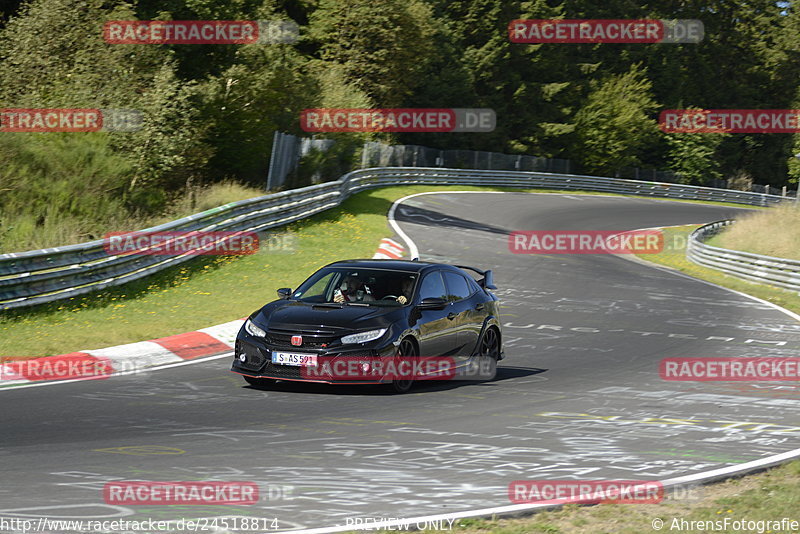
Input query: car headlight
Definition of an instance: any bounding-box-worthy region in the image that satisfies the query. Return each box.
[244,319,266,337]
[341,328,387,345]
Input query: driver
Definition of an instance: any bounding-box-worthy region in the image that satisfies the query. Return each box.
[396,277,415,304]
[334,274,375,302]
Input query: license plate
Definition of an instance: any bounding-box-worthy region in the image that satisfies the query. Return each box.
[272,352,318,367]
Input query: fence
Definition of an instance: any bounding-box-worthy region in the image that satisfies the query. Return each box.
[266,132,335,190]
[266,134,690,190]
[360,142,573,174]
[615,166,729,190]
[267,133,800,195]
[687,220,800,292]
[2,167,796,311]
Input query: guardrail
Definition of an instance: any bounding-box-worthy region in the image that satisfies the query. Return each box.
[2,167,796,310]
[687,220,800,292]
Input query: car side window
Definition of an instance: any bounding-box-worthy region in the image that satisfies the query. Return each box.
[443,272,472,302]
[465,275,482,293]
[418,271,447,301]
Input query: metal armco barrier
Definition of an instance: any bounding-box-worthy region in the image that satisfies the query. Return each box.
[687,220,800,292]
[2,167,796,310]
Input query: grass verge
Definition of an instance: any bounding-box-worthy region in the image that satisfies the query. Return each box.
[635,224,800,315]
[703,203,800,261]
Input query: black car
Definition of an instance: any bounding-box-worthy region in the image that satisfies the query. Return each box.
[231,259,504,392]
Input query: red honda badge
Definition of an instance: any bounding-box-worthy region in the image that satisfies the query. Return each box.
[291,335,302,346]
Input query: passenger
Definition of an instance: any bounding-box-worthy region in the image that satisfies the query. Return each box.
[334,274,375,302]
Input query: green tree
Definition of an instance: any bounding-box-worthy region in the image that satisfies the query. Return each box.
[786,133,800,187]
[0,0,162,107]
[120,64,211,197]
[198,44,312,184]
[664,131,725,185]
[423,0,572,154]
[573,65,659,174]
[0,0,212,209]
[306,0,437,107]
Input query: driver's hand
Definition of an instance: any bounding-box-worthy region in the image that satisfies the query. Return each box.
[334,293,345,303]
[397,296,407,304]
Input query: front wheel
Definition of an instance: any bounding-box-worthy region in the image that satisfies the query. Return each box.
[391,338,417,393]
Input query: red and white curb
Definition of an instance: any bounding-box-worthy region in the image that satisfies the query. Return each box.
[372,237,405,259]
[0,319,244,388]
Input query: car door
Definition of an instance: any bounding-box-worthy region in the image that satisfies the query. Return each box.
[415,270,459,357]
[443,271,480,361]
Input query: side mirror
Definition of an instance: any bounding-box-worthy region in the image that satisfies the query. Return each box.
[417,297,447,310]
[277,288,292,299]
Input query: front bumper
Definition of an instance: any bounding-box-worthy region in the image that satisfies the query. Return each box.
[230,337,398,384]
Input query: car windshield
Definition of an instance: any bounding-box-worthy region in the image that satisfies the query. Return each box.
[292,267,418,306]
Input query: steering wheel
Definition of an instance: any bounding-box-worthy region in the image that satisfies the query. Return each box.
[383,295,399,300]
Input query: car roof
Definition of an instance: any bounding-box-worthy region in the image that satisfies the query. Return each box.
[323,259,461,274]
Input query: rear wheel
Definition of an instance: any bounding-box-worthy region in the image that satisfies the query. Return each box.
[391,338,417,393]
[477,327,500,380]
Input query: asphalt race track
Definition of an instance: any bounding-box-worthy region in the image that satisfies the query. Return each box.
[3,192,800,532]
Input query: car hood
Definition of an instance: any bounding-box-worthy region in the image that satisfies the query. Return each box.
[254,300,401,331]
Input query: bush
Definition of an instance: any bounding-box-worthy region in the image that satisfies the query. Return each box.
[0,133,134,251]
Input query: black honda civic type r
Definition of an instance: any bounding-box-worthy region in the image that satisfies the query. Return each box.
[231,259,504,393]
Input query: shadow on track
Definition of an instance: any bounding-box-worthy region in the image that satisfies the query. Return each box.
[395,205,512,236]
[240,366,547,396]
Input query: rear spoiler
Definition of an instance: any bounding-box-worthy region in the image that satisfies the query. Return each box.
[455,265,497,290]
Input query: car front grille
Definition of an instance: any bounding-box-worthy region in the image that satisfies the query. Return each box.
[258,361,304,379]
[266,326,343,349]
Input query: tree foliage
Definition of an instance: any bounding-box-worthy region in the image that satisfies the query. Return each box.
[574,65,659,174]
[0,0,798,234]
[664,131,725,185]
